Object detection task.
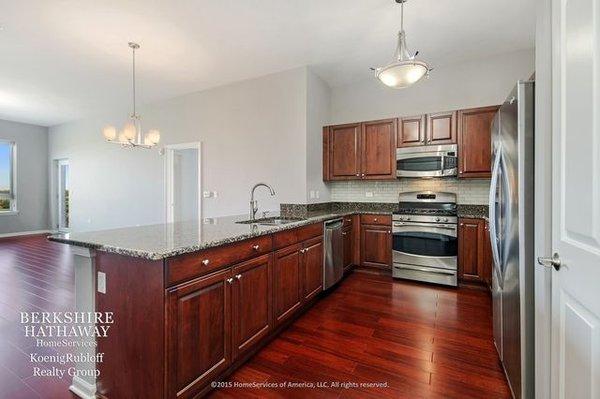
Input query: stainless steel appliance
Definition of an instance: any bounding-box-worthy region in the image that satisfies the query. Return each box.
[323,218,344,290]
[392,192,458,286]
[396,144,458,178]
[489,80,534,399]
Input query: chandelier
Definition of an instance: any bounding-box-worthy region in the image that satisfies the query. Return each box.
[102,42,160,148]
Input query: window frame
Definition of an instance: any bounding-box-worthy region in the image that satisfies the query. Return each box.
[0,140,17,215]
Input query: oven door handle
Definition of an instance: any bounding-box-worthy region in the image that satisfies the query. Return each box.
[393,222,457,230]
[396,264,456,275]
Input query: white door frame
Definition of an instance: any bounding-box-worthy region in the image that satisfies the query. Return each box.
[163,142,202,224]
[534,0,553,397]
[56,158,70,232]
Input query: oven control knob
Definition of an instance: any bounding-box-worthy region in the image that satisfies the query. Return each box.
[406,217,411,221]
[443,218,449,222]
[435,217,441,222]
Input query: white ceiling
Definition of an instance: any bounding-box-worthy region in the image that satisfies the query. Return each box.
[0,0,535,127]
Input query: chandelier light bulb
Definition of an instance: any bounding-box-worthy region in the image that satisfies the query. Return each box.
[122,122,137,141]
[146,129,161,145]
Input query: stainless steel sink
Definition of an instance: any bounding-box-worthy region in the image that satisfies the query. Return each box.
[236,216,305,226]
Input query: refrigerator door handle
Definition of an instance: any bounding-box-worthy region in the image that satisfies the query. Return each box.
[489,150,502,279]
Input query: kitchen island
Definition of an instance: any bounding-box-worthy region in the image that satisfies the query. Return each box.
[49,212,372,399]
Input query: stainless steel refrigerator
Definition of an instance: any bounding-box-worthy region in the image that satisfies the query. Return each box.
[489,80,535,399]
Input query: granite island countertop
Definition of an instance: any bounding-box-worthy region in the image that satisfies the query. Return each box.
[48,210,388,261]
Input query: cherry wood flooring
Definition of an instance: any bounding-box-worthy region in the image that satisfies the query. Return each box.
[0,235,510,399]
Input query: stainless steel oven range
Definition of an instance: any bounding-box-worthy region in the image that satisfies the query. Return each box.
[392,191,458,286]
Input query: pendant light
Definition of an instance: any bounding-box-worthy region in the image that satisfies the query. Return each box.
[102,42,160,148]
[375,0,432,89]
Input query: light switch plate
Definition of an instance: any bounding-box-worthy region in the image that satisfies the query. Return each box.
[97,272,106,294]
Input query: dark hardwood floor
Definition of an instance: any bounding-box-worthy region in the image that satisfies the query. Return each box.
[0,235,509,399]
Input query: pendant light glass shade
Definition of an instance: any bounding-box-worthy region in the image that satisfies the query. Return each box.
[375,1,431,89]
[102,43,160,148]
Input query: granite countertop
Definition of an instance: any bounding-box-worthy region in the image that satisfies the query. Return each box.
[457,205,489,221]
[48,210,390,261]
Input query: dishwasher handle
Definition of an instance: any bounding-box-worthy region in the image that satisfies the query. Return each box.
[324,218,344,230]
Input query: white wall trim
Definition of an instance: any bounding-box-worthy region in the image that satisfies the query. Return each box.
[163,142,202,224]
[0,229,51,238]
[69,375,97,399]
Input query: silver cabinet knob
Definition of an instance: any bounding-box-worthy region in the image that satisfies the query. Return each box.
[373,218,378,222]
[356,173,360,176]
[537,253,561,271]
[235,274,242,280]
[252,244,260,251]
[226,278,234,284]
[202,259,210,266]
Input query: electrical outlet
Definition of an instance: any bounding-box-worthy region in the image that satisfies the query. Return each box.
[315,191,320,199]
[365,192,374,198]
[212,191,218,198]
[309,190,316,199]
[203,191,211,198]
[97,272,106,294]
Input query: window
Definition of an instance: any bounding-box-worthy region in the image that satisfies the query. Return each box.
[0,141,16,213]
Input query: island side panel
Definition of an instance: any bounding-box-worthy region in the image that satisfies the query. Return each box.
[94,252,165,398]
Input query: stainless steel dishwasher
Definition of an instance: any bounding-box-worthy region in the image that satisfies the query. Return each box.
[323,218,344,290]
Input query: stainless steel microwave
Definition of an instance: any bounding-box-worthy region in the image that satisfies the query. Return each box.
[396,144,458,178]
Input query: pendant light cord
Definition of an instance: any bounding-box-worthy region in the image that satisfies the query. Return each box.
[132,45,136,117]
[400,1,404,32]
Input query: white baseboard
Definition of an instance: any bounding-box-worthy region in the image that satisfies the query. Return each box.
[69,376,97,399]
[0,229,52,238]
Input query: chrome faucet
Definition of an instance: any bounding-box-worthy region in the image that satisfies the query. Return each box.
[250,183,276,221]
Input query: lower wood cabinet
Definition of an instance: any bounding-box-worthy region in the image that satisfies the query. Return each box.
[301,236,324,301]
[231,254,272,359]
[360,222,392,269]
[458,218,492,287]
[166,268,232,398]
[273,244,303,326]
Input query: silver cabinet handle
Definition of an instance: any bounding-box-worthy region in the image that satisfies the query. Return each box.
[202,259,210,266]
[300,248,306,253]
[342,232,347,236]
[355,173,360,176]
[226,278,234,284]
[235,274,242,280]
[537,253,561,271]
[252,244,260,251]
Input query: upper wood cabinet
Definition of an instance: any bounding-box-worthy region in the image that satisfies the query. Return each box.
[324,123,361,180]
[361,119,397,179]
[398,115,426,147]
[324,119,396,181]
[427,111,457,145]
[458,106,499,178]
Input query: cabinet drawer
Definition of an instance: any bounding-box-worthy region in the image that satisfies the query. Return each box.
[273,223,323,250]
[360,214,391,226]
[166,235,273,286]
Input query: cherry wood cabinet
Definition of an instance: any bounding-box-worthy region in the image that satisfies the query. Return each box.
[231,254,272,359]
[342,225,353,271]
[458,218,492,287]
[273,243,303,326]
[324,123,361,180]
[361,119,397,179]
[360,216,392,269]
[166,269,232,398]
[323,119,396,181]
[397,115,426,147]
[427,111,457,145]
[458,106,499,178]
[301,236,324,301]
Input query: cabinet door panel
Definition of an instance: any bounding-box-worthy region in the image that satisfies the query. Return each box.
[302,237,323,301]
[361,119,397,179]
[427,111,457,145]
[329,123,361,180]
[167,269,231,398]
[342,226,353,270]
[458,106,499,178]
[273,244,302,325]
[458,218,484,283]
[232,254,272,359]
[360,225,392,269]
[398,115,426,147]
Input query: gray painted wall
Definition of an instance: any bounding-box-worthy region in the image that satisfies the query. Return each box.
[0,119,49,234]
[49,67,309,232]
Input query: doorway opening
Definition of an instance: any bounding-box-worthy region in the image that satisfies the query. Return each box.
[164,143,201,223]
[56,159,70,232]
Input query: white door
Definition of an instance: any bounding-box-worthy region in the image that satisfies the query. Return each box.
[57,159,70,231]
[550,0,600,397]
